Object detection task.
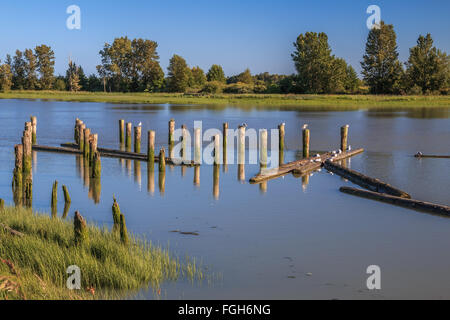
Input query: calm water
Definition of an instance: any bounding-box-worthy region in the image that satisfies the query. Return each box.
[1,99,449,300]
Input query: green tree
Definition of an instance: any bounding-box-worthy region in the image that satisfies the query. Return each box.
[167,54,190,92]
[12,50,26,90]
[207,64,226,83]
[87,74,103,92]
[190,66,206,88]
[77,66,88,90]
[35,45,55,90]
[237,68,253,85]
[0,61,13,91]
[405,34,449,94]
[292,32,335,93]
[53,76,67,91]
[344,65,359,93]
[361,21,403,94]
[66,60,81,92]
[24,49,38,90]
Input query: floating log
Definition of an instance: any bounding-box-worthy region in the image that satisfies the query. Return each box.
[324,160,411,198]
[249,148,364,184]
[415,153,450,159]
[293,148,364,176]
[340,187,450,217]
[36,143,196,166]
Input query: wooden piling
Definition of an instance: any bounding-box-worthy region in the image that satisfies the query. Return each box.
[22,122,32,176]
[12,145,23,190]
[260,129,268,168]
[194,128,201,164]
[181,125,187,161]
[134,126,142,153]
[223,123,228,164]
[126,122,132,152]
[83,128,91,159]
[340,187,450,217]
[159,148,166,173]
[168,119,175,158]
[112,197,121,233]
[147,130,155,169]
[119,213,129,245]
[74,211,88,245]
[278,123,285,164]
[214,134,220,165]
[51,181,58,218]
[89,133,98,164]
[31,116,37,145]
[119,120,125,145]
[74,119,82,144]
[62,185,71,204]
[238,125,246,165]
[302,129,310,158]
[341,125,349,152]
[79,124,85,151]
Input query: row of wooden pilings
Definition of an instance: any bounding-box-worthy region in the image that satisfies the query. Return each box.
[74,119,102,179]
[12,116,37,207]
[117,119,350,166]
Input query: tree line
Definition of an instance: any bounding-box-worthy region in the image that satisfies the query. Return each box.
[0,21,448,95]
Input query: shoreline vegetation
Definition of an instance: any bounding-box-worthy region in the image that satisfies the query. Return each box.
[0,91,449,109]
[0,205,202,300]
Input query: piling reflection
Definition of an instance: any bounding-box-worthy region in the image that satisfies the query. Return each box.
[159,170,166,195]
[302,174,310,192]
[90,178,101,204]
[134,161,141,189]
[213,164,220,199]
[181,165,186,178]
[194,166,200,187]
[147,163,155,195]
[238,164,245,182]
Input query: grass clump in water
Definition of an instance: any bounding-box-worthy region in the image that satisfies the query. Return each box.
[0,205,202,300]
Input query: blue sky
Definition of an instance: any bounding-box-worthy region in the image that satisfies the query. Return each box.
[0,0,449,77]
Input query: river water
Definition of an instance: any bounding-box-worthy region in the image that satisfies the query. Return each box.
[0,99,449,299]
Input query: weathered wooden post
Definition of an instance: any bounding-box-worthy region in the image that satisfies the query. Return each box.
[84,128,91,159]
[112,197,121,233]
[89,133,98,165]
[79,124,85,151]
[159,148,166,173]
[223,123,228,164]
[0,199,4,211]
[62,185,71,204]
[22,122,33,207]
[214,134,220,165]
[303,127,310,158]
[168,119,175,158]
[147,130,155,170]
[278,123,285,164]
[51,181,58,218]
[12,145,23,207]
[119,213,129,245]
[31,116,37,145]
[194,128,201,164]
[74,119,81,144]
[238,125,246,165]
[74,211,88,246]
[260,129,268,168]
[119,119,125,145]
[92,151,102,178]
[134,126,142,153]
[126,122,132,152]
[341,125,349,152]
[181,124,187,161]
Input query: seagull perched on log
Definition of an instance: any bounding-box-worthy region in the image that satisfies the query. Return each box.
[302,124,308,130]
[347,145,352,151]
[138,122,142,127]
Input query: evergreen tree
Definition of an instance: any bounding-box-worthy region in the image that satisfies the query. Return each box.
[12,50,26,90]
[66,60,81,92]
[405,34,449,94]
[24,49,38,90]
[35,44,55,90]
[361,21,403,94]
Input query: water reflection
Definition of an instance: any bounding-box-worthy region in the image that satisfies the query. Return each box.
[147,164,155,195]
[194,166,200,187]
[213,165,220,200]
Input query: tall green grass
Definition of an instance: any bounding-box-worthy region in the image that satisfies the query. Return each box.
[0,206,202,300]
[0,90,449,108]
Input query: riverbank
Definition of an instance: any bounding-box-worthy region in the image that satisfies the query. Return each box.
[0,91,449,109]
[0,205,202,300]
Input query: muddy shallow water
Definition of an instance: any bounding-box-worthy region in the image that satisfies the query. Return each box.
[0,99,449,299]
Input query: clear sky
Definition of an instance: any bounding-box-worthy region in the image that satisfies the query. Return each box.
[0,0,449,77]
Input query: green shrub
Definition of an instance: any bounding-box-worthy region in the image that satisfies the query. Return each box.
[201,81,224,94]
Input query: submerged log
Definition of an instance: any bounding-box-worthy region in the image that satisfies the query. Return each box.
[340,187,450,217]
[324,160,411,198]
[415,153,450,159]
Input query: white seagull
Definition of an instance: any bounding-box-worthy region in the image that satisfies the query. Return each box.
[302,124,308,130]
[138,122,142,127]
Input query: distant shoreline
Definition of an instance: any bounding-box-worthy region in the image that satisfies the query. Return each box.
[0,91,449,109]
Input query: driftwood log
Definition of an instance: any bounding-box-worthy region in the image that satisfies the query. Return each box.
[324,160,411,198]
[340,187,450,217]
[0,223,25,237]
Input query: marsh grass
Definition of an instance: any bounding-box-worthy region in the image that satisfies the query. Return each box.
[0,206,202,300]
[0,90,449,108]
